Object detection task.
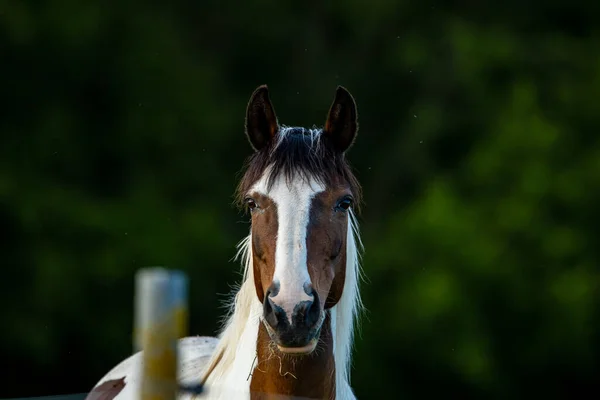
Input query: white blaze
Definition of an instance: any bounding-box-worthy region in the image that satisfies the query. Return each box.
[250,169,325,323]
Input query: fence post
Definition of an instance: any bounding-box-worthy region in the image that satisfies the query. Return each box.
[134,268,188,400]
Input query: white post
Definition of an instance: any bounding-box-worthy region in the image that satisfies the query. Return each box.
[134,267,188,400]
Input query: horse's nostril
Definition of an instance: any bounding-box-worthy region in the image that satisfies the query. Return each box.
[306,288,321,328]
[263,285,288,330]
[293,287,320,328]
[263,295,281,329]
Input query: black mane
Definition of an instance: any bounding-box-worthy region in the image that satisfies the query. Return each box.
[236,126,362,211]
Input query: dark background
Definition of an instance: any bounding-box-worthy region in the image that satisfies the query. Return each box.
[1,1,599,399]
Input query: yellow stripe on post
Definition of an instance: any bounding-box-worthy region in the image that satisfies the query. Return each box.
[134,268,189,400]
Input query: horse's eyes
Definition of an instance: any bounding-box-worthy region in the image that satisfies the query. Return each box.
[335,197,353,212]
[246,198,258,211]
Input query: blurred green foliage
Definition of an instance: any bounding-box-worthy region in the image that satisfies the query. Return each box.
[1,1,599,399]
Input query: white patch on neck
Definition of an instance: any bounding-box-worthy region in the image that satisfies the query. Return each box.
[250,167,325,322]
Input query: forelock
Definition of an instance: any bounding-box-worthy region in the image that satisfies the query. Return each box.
[235,126,362,210]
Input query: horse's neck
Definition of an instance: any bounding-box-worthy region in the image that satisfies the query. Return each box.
[249,311,336,400]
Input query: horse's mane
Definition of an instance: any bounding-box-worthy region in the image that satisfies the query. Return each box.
[203,126,364,398]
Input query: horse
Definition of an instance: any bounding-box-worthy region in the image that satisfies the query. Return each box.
[86,85,365,400]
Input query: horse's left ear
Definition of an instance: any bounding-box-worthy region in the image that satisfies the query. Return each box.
[323,86,358,153]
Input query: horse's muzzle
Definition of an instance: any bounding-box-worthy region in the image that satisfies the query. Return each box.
[262,285,323,353]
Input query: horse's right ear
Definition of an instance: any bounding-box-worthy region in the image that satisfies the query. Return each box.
[245,85,279,151]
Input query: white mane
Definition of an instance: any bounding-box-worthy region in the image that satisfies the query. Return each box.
[203,211,364,399]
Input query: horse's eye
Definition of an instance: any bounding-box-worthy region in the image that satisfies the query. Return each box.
[246,198,258,211]
[336,197,353,212]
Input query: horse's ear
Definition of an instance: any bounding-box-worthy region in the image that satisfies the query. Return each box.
[323,86,358,153]
[245,85,279,151]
